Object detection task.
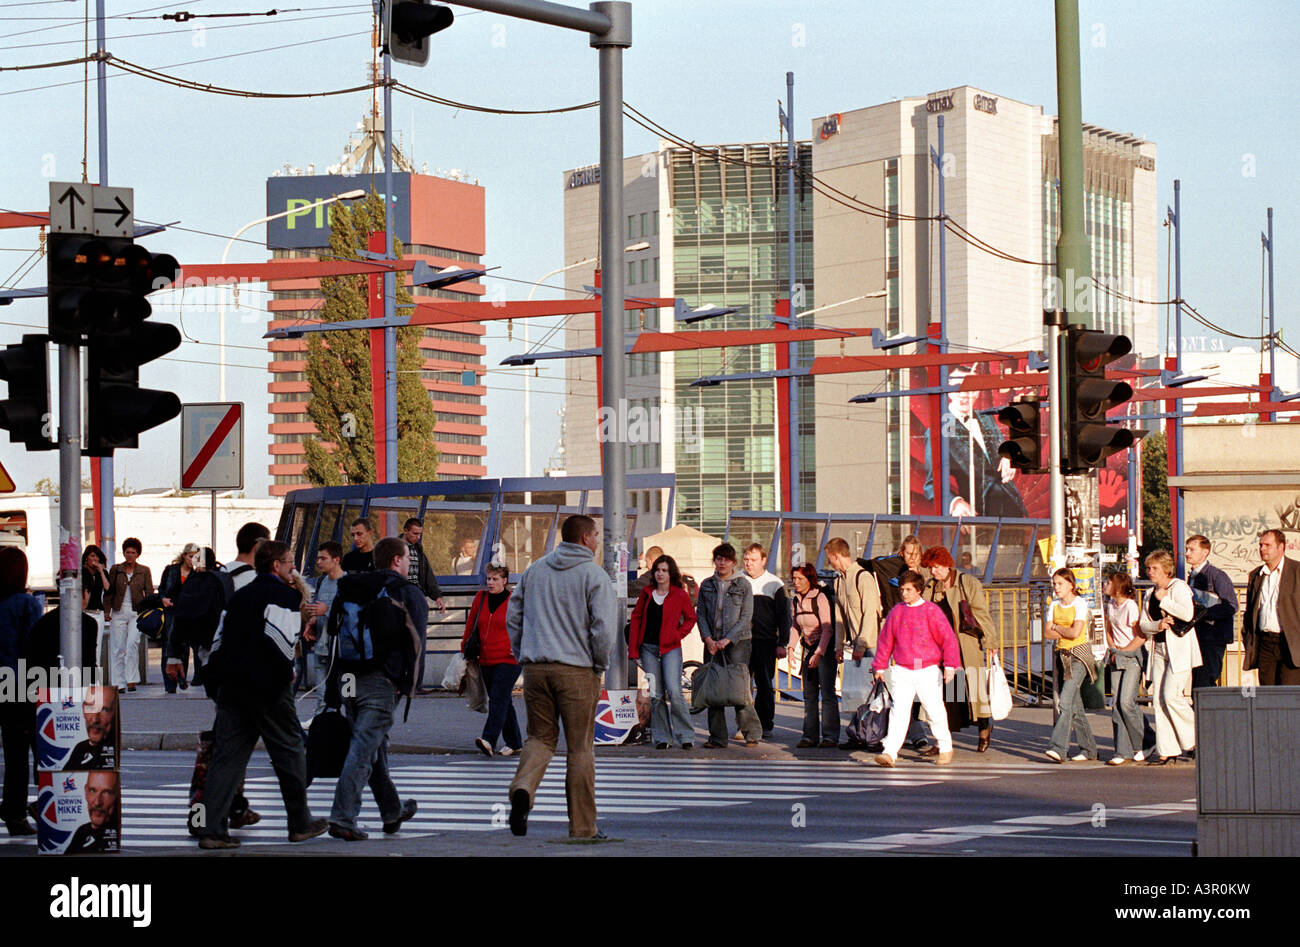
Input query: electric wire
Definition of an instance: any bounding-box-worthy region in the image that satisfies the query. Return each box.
[0,8,363,50]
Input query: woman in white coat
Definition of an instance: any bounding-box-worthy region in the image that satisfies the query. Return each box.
[1138,549,1202,765]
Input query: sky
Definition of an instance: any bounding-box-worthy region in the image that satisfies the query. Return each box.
[1,0,1296,498]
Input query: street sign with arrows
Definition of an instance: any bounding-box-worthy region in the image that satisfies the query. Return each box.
[48,182,133,237]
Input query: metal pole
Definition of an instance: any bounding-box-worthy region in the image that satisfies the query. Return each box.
[592,1,631,690]
[382,40,399,484]
[58,344,83,675]
[1048,314,1065,569]
[96,0,115,570]
[785,71,799,513]
[1172,180,1184,555]
[211,490,218,554]
[1267,207,1276,396]
[934,116,950,516]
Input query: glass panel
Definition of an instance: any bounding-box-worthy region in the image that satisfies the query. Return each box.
[420,505,492,577]
[316,502,344,547]
[777,518,825,575]
[825,520,874,560]
[725,515,778,565]
[867,520,917,560]
[0,509,29,548]
[955,523,998,577]
[494,508,561,576]
[583,513,639,570]
[363,497,424,544]
[287,505,311,571]
[914,522,954,553]
[992,524,1035,580]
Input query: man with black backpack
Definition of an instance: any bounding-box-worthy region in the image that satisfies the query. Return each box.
[326,537,425,841]
[827,538,882,750]
[194,540,329,849]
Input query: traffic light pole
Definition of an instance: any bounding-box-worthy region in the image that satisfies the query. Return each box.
[58,343,83,674]
[1046,312,1065,570]
[95,0,116,572]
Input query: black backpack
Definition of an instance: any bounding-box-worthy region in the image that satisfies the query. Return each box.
[172,567,241,650]
[328,571,422,717]
[860,555,907,615]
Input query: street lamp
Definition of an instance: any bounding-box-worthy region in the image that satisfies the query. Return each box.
[216,188,365,401]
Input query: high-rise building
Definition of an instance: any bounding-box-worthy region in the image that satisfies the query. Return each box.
[561,142,814,536]
[560,87,1158,532]
[810,86,1158,517]
[263,142,487,495]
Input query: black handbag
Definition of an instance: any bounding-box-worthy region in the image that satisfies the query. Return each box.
[1144,586,1205,638]
[305,710,353,786]
[463,593,484,661]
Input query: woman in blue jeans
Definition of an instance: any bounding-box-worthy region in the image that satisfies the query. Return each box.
[628,554,698,749]
[1044,568,1098,762]
[1104,572,1151,764]
[791,563,838,748]
[462,564,522,757]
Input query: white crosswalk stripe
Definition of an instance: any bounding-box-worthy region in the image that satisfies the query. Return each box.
[1,757,1057,850]
[806,797,1199,852]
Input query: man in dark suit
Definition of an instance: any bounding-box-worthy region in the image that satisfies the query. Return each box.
[1242,529,1300,686]
[1185,534,1239,690]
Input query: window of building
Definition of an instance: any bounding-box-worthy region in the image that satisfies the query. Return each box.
[627,261,637,285]
[628,215,638,240]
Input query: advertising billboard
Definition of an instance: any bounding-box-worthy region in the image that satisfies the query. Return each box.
[265,173,411,249]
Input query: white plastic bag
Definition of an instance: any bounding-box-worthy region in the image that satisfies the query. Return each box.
[987,652,1012,721]
[441,652,467,690]
[839,657,873,705]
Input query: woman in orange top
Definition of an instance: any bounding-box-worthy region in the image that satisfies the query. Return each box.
[461,564,520,758]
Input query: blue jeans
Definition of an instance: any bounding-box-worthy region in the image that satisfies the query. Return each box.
[1110,650,1146,759]
[329,670,402,831]
[480,662,523,751]
[639,643,694,746]
[1049,653,1098,759]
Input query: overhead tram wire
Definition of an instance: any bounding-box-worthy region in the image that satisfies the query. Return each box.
[0,0,192,39]
[0,7,365,50]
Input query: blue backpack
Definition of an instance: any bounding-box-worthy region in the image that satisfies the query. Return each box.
[328,571,422,717]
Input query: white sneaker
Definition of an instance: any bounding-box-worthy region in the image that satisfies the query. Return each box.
[1133,751,1146,762]
[1044,749,1063,763]
[498,746,516,757]
[475,737,493,758]
[1070,753,1092,762]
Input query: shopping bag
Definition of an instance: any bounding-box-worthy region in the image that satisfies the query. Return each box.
[305,709,353,786]
[690,651,751,711]
[846,677,892,745]
[441,652,467,690]
[840,656,872,704]
[987,652,1012,721]
[461,658,487,713]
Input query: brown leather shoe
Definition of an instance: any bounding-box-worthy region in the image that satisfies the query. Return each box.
[977,728,992,753]
[919,744,940,757]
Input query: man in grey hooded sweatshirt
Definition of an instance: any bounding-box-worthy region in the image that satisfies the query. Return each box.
[506,514,616,840]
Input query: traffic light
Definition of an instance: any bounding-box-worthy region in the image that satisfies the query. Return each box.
[0,334,55,451]
[1063,326,1135,471]
[46,234,178,344]
[384,0,453,66]
[996,398,1042,473]
[85,321,182,455]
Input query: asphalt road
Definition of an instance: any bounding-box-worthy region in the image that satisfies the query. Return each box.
[0,748,1197,857]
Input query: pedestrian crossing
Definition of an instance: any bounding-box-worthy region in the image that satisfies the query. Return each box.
[805,798,1199,853]
[1,756,1059,850]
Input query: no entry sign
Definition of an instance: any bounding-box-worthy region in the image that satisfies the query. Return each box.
[180,403,243,490]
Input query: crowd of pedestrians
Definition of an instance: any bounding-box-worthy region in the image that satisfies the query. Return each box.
[3,515,1299,845]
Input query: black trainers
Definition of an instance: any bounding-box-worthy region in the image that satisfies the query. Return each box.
[198,835,240,850]
[383,799,418,835]
[288,818,329,842]
[229,808,262,829]
[508,788,529,837]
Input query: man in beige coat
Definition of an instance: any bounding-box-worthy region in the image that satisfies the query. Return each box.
[825,538,881,749]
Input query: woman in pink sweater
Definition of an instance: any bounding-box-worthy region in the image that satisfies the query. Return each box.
[872,570,960,767]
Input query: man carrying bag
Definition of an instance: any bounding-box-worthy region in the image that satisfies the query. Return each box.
[695,543,761,748]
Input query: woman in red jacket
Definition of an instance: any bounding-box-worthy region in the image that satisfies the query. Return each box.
[628,554,698,749]
[462,564,521,758]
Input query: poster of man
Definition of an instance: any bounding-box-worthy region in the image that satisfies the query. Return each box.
[36,769,121,854]
[35,685,120,771]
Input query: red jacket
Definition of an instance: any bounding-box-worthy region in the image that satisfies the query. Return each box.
[461,591,516,666]
[628,585,697,658]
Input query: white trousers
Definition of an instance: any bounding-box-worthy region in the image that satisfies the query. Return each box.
[109,609,140,687]
[881,665,952,758]
[1152,646,1195,757]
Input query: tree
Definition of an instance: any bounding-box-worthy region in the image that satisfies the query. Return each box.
[1139,430,1172,558]
[33,476,91,497]
[302,192,439,485]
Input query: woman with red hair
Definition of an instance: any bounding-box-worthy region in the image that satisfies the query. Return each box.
[920,546,997,752]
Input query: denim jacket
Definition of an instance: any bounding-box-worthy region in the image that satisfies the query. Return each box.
[695,574,753,644]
